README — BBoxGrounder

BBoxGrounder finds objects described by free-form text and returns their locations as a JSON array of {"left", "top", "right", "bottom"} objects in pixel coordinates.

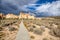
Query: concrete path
[{"left": 15, "top": 21, "right": 30, "bottom": 40}]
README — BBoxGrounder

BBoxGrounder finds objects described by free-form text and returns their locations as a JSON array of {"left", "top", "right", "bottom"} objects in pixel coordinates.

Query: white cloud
[
  {"left": 36, "top": 1, "right": 60, "bottom": 16},
  {"left": 2, "top": 0, "right": 38, "bottom": 6},
  {"left": 1, "top": 0, "right": 38, "bottom": 11},
  {"left": 20, "top": 4, "right": 40, "bottom": 11}
]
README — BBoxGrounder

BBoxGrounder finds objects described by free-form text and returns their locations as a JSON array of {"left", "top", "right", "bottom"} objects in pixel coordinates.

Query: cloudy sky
[{"left": 0, "top": 0, "right": 60, "bottom": 16}]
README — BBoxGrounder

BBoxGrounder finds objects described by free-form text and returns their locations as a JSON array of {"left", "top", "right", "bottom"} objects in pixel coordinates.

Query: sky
[{"left": 0, "top": 0, "right": 60, "bottom": 17}]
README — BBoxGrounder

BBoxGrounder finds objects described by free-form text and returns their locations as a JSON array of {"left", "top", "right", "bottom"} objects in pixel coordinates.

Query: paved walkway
[{"left": 15, "top": 21, "right": 30, "bottom": 40}]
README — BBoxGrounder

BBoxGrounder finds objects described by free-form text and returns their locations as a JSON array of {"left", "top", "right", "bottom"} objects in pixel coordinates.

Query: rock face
[
  {"left": 19, "top": 12, "right": 35, "bottom": 19},
  {"left": 16, "top": 21, "right": 30, "bottom": 40},
  {"left": 6, "top": 14, "right": 18, "bottom": 19},
  {"left": 0, "top": 13, "right": 5, "bottom": 19}
]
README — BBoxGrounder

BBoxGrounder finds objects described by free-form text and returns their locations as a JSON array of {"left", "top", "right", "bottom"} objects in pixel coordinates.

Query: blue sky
[{"left": 0, "top": 0, "right": 60, "bottom": 16}]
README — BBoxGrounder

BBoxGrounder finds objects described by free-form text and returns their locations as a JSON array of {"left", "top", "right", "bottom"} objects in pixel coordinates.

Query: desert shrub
[
  {"left": 54, "top": 29, "right": 60, "bottom": 37},
  {"left": 0, "top": 20, "right": 1, "bottom": 24},
  {"left": 40, "top": 26, "right": 45, "bottom": 32},
  {"left": 33, "top": 25, "right": 36, "bottom": 28},
  {"left": 3, "top": 23, "right": 10, "bottom": 27},
  {"left": 14, "top": 24, "right": 19, "bottom": 27},
  {"left": 0, "top": 27, "right": 3, "bottom": 31},
  {"left": 49, "top": 37, "right": 54, "bottom": 40},
  {"left": 43, "top": 38, "right": 48, "bottom": 40},
  {"left": 34, "top": 28, "right": 43, "bottom": 35},
  {"left": 55, "top": 23, "right": 59, "bottom": 25},
  {"left": 29, "top": 27, "right": 34, "bottom": 32},
  {"left": 57, "top": 25, "right": 60, "bottom": 29},
  {"left": 0, "top": 32, "right": 6, "bottom": 37},
  {"left": 30, "top": 35, "right": 35, "bottom": 39},
  {"left": 9, "top": 27, "right": 17, "bottom": 31},
  {"left": 49, "top": 27, "right": 60, "bottom": 37},
  {"left": 0, "top": 32, "right": 7, "bottom": 40}
]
